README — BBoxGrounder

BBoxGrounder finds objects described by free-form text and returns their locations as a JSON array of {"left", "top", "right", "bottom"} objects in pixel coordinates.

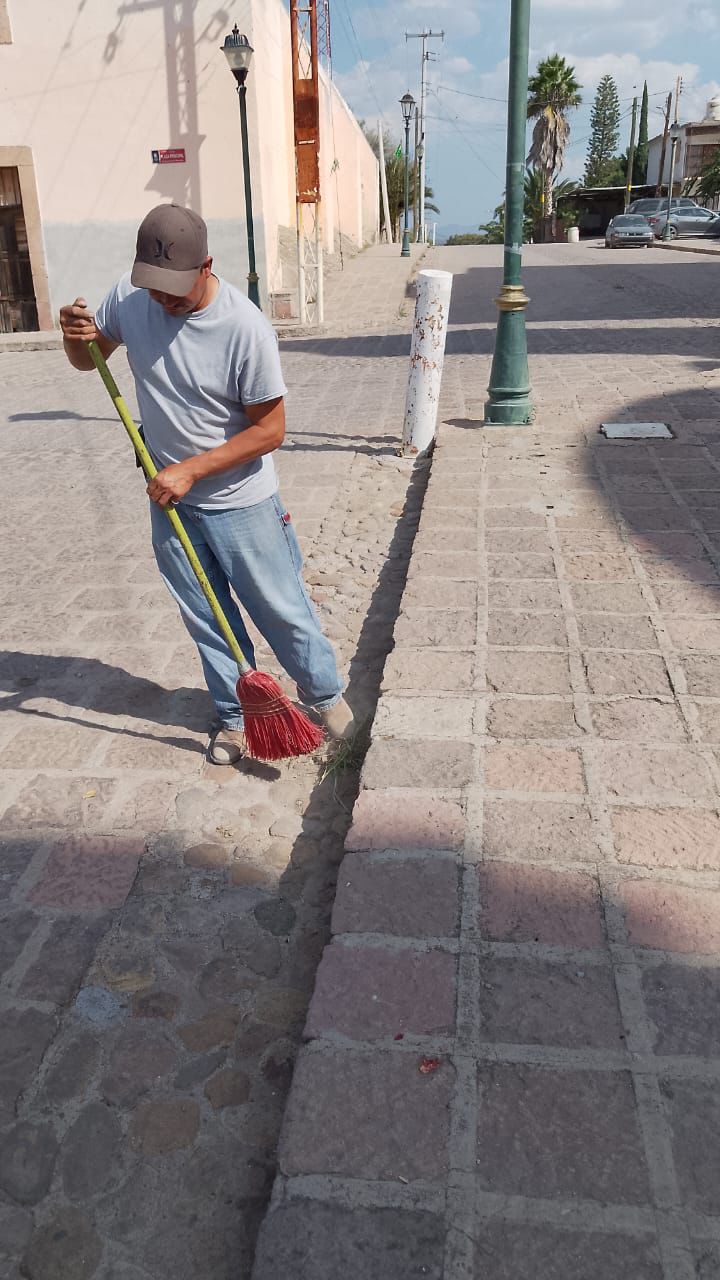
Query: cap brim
[{"left": 131, "top": 260, "right": 201, "bottom": 296}]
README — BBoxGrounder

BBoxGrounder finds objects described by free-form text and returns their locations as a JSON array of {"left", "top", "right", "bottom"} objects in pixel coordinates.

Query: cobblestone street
[
  {"left": 4, "top": 238, "right": 720, "bottom": 1279},
  {"left": 0, "top": 244, "right": 426, "bottom": 1280}
]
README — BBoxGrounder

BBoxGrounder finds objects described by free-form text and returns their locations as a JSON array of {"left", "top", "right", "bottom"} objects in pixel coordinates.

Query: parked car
[
  {"left": 605, "top": 214, "right": 654, "bottom": 248},
  {"left": 646, "top": 206, "right": 720, "bottom": 239},
  {"left": 628, "top": 197, "right": 700, "bottom": 215}
]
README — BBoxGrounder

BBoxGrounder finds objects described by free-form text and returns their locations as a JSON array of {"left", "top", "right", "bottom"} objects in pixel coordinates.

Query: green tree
[
  {"left": 635, "top": 81, "right": 649, "bottom": 184},
  {"left": 361, "top": 123, "right": 439, "bottom": 241},
  {"left": 477, "top": 205, "right": 506, "bottom": 243},
  {"left": 583, "top": 75, "right": 620, "bottom": 187},
  {"left": 527, "top": 54, "right": 582, "bottom": 218},
  {"left": 693, "top": 148, "right": 720, "bottom": 204},
  {"left": 524, "top": 168, "right": 578, "bottom": 237},
  {"left": 445, "top": 232, "right": 488, "bottom": 245},
  {"left": 603, "top": 152, "right": 628, "bottom": 187}
]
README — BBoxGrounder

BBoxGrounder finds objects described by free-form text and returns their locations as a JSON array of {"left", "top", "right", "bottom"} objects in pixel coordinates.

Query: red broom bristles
[{"left": 237, "top": 669, "right": 326, "bottom": 761}]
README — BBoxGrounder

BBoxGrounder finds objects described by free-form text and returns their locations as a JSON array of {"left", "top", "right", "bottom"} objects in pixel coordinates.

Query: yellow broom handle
[{"left": 87, "top": 340, "right": 251, "bottom": 674}]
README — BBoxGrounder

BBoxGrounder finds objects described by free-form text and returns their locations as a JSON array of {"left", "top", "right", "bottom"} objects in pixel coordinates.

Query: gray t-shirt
[{"left": 96, "top": 274, "right": 287, "bottom": 509}]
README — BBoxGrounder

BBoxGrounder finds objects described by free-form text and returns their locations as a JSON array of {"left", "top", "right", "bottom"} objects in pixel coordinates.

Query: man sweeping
[{"left": 59, "top": 202, "right": 353, "bottom": 765}]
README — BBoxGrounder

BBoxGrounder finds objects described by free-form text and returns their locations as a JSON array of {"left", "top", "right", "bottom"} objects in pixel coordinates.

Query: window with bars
[
  {"left": 0, "top": 167, "right": 21, "bottom": 207},
  {"left": 686, "top": 143, "right": 720, "bottom": 179},
  {"left": 0, "top": 166, "right": 38, "bottom": 333}
]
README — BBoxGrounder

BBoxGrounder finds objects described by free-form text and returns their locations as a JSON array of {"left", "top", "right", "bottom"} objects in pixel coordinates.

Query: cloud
[
  {"left": 533, "top": 0, "right": 623, "bottom": 9},
  {"left": 395, "top": 0, "right": 483, "bottom": 37},
  {"left": 528, "top": 0, "right": 699, "bottom": 53},
  {"left": 692, "top": 5, "right": 720, "bottom": 33},
  {"left": 330, "top": 0, "right": 720, "bottom": 224},
  {"left": 568, "top": 52, "right": 720, "bottom": 123},
  {"left": 444, "top": 56, "right": 474, "bottom": 75}
]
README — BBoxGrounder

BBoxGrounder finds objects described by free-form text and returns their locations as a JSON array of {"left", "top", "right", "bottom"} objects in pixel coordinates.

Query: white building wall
[
  {"left": 0, "top": 0, "right": 378, "bottom": 325},
  {"left": 646, "top": 132, "right": 688, "bottom": 188}
]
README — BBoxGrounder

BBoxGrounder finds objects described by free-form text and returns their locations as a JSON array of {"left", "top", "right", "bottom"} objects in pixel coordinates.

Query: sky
[{"left": 327, "top": 0, "right": 720, "bottom": 232}]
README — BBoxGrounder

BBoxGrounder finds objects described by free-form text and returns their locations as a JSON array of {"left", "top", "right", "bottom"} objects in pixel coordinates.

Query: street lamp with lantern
[
  {"left": 661, "top": 122, "right": 682, "bottom": 242},
  {"left": 400, "top": 91, "right": 415, "bottom": 258},
  {"left": 221, "top": 24, "right": 261, "bottom": 309}
]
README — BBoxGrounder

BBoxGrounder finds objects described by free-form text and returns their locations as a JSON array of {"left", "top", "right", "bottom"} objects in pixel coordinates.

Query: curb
[
  {"left": 0, "top": 332, "right": 63, "bottom": 353},
  {"left": 655, "top": 240, "right": 720, "bottom": 258}
]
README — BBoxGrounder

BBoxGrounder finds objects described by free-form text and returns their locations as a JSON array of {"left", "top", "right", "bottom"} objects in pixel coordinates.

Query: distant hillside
[{"left": 434, "top": 223, "right": 478, "bottom": 245}]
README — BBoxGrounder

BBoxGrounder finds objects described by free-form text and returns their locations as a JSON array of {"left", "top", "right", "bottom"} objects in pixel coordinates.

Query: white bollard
[{"left": 401, "top": 269, "right": 453, "bottom": 456}]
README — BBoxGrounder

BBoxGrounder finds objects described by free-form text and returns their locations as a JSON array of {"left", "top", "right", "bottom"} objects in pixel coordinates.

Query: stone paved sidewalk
[
  {"left": 253, "top": 242, "right": 720, "bottom": 1279},
  {"left": 0, "top": 244, "right": 424, "bottom": 1280}
]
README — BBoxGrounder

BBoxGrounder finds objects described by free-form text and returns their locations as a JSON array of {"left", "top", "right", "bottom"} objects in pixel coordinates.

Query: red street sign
[{"left": 151, "top": 148, "right": 186, "bottom": 164}]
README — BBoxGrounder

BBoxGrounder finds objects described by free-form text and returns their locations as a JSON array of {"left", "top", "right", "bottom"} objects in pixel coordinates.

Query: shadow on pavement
[
  {"left": 7, "top": 411, "right": 118, "bottom": 423},
  {"left": 285, "top": 434, "right": 400, "bottom": 458},
  {"left": 280, "top": 260, "right": 720, "bottom": 361},
  {"left": 581, "top": 381, "right": 720, "bottom": 585},
  {"left": 0, "top": 650, "right": 212, "bottom": 748}
]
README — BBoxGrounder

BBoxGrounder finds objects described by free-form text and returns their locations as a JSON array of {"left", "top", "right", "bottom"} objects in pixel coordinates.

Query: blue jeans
[{"left": 150, "top": 493, "right": 344, "bottom": 730}]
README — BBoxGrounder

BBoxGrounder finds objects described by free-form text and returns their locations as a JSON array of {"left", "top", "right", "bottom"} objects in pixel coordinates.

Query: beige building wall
[{"left": 0, "top": 0, "right": 378, "bottom": 327}]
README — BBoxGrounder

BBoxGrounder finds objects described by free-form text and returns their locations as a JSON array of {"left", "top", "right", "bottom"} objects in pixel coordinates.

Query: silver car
[
  {"left": 647, "top": 205, "right": 720, "bottom": 239},
  {"left": 628, "top": 197, "right": 699, "bottom": 216},
  {"left": 605, "top": 214, "right": 654, "bottom": 248}
]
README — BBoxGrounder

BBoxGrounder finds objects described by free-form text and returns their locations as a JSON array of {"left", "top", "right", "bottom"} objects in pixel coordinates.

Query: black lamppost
[
  {"left": 400, "top": 92, "right": 415, "bottom": 258},
  {"left": 221, "top": 25, "right": 261, "bottom": 309}
]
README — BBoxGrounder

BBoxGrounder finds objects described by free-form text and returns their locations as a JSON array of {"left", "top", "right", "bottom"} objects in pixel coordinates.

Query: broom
[{"left": 87, "top": 340, "right": 325, "bottom": 762}]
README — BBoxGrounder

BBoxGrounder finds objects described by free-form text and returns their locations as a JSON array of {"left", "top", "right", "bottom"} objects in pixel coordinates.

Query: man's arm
[
  {"left": 146, "top": 397, "right": 286, "bottom": 507},
  {"left": 59, "top": 297, "right": 120, "bottom": 371}
]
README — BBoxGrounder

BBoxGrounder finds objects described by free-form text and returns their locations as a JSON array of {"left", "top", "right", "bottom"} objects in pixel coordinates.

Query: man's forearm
[
  {"left": 62, "top": 336, "right": 96, "bottom": 371},
  {"left": 188, "top": 414, "right": 285, "bottom": 483}
]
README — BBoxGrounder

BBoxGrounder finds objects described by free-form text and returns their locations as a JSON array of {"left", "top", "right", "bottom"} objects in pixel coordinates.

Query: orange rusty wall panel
[{"left": 290, "top": 1, "right": 320, "bottom": 203}]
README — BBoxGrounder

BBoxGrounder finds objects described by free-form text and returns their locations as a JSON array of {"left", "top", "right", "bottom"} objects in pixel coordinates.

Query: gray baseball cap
[{"left": 131, "top": 204, "right": 208, "bottom": 295}]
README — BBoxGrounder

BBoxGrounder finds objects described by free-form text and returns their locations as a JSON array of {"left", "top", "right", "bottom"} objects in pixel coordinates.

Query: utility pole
[
  {"left": 624, "top": 94, "right": 639, "bottom": 211},
  {"left": 413, "top": 106, "right": 420, "bottom": 239},
  {"left": 662, "top": 76, "right": 683, "bottom": 241},
  {"left": 668, "top": 75, "right": 683, "bottom": 188},
  {"left": 655, "top": 91, "right": 672, "bottom": 196},
  {"left": 406, "top": 28, "right": 444, "bottom": 243},
  {"left": 290, "top": 0, "right": 323, "bottom": 325},
  {"left": 377, "top": 118, "right": 393, "bottom": 244}
]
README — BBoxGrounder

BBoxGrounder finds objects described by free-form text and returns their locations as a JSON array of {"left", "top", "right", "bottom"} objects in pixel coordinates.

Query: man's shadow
[{"left": 0, "top": 650, "right": 212, "bottom": 752}]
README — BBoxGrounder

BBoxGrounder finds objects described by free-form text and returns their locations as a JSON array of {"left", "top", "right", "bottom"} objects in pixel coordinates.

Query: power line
[
  {"left": 425, "top": 113, "right": 506, "bottom": 130},
  {"left": 427, "top": 88, "right": 503, "bottom": 181},
  {"left": 334, "top": 0, "right": 386, "bottom": 121},
  {"left": 438, "top": 84, "right": 507, "bottom": 104}
]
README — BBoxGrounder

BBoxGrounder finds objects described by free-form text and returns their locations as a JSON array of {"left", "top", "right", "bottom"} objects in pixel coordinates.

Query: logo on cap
[{"left": 131, "top": 204, "right": 209, "bottom": 296}]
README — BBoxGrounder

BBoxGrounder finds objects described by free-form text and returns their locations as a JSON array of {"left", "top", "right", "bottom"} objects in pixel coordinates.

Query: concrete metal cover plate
[{"left": 600, "top": 422, "right": 673, "bottom": 440}]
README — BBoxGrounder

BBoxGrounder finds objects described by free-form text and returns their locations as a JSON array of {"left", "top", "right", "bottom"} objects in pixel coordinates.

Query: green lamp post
[
  {"left": 221, "top": 25, "right": 261, "bottom": 310},
  {"left": 484, "top": 0, "right": 533, "bottom": 426},
  {"left": 400, "top": 92, "right": 415, "bottom": 258}
]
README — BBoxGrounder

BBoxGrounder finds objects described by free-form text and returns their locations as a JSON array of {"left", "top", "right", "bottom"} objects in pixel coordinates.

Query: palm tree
[
  {"left": 524, "top": 168, "right": 578, "bottom": 238},
  {"left": 526, "top": 54, "right": 582, "bottom": 220}
]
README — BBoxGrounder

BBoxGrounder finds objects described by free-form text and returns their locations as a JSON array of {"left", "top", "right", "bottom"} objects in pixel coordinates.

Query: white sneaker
[
  {"left": 319, "top": 697, "right": 355, "bottom": 741},
  {"left": 209, "top": 728, "right": 246, "bottom": 765}
]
